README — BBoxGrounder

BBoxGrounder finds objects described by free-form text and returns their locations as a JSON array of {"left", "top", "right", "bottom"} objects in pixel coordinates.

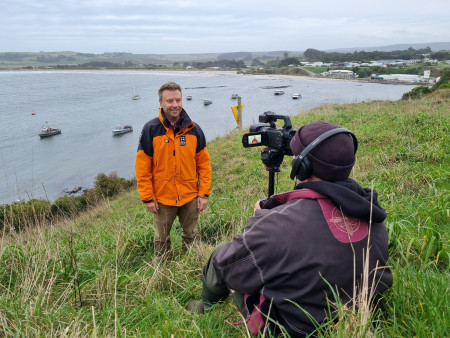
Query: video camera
[{"left": 242, "top": 112, "right": 296, "bottom": 173}]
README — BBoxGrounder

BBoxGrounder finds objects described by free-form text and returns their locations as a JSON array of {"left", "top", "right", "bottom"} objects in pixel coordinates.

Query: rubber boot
[
  {"left": 186, "top": 300, "right": 205, "bottom": 314},
  {"left": 187, "top": 266, "right": 229, "bottom": 314},
  {"left": 200, "top": 265, "right": 229, "bottom": 307}
]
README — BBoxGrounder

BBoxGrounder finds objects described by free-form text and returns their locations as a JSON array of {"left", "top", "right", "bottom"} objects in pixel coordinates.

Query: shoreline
[
  {"left": 245, "top": 71, "right": 421, "bottom": 85},
  {"left": 0, "top": 68, "right": 421, "bottom": 85}
]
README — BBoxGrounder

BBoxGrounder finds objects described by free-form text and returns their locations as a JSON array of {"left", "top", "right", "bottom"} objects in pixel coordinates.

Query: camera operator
[{"left": 187, "top": 121, "right": 392, "bottom": 337}]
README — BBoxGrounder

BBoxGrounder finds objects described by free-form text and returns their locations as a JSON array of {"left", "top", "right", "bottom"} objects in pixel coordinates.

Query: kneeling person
[{"left": 187, "top": 121, "right": 392, "bottom": 337}]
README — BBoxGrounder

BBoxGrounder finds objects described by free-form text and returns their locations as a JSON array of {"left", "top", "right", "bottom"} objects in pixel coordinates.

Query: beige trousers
[{"left": 153, "top": 197, "right": 199, "bottom": 254}]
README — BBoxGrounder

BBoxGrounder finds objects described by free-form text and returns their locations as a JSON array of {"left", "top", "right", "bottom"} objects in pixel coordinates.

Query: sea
[{"left": 0, "top": 70, "right": 416, "bottom": 205}]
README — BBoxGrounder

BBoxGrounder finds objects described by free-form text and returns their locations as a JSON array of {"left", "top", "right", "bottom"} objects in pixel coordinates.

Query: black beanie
[{"left": 290, "top": 121, "right": 356, "bottom": 181}]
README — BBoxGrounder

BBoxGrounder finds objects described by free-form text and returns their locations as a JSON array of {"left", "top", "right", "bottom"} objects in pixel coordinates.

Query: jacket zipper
[{"left": 173, "top": 144, "right": 180, "bottom": 206}]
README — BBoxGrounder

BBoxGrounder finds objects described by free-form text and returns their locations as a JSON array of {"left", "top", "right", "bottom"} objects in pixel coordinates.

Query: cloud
[{"left": 1, "top": 0, "right": 449, "bottom": 53}]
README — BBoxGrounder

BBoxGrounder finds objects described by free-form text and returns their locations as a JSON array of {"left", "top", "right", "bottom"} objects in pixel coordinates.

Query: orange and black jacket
[{"left": 135, "top": 108, "right": 211, "bottom": 206}]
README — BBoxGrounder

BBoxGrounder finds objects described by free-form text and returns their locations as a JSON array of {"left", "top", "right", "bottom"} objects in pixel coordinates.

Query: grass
[{"left": 0, "top": 91, "right": 449, "bottom": 336}]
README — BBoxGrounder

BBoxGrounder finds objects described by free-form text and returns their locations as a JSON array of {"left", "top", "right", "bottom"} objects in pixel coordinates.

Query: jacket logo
[
  {"left": 330, "top": 208, "right": 360, "bottom": 235},
  {"left": 180, "top": 136, "right": 186, "bottom": 146},
  {"left": 317, "top": 199, "right": 368, "bottom": 243},
  {"left": 164, "top": 139, "right": 169, "bottom": 143}
]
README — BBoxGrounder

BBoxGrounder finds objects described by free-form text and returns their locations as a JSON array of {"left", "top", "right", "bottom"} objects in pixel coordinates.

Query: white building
[
  {"left": 375, "top": 72, "right": 432, "bottom": 83},
  {"left": 304, "top": 62, "right": 324, "bottom": 67},
  {"left": 320, "top": 69, "right": 356, "bottom": 78}
]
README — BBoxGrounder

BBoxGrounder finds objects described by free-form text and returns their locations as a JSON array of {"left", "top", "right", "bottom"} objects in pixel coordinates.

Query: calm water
[{"left": 0, "top": 70, "right": 415, "bottom": 205}]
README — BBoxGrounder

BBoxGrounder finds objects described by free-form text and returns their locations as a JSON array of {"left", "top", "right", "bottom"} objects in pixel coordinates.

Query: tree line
[
  {"left": 44, "top": 59, "right": 247, "bottom": 70},
  {"left": 303, "top": 46, "right": 450, "bottom": 62}
]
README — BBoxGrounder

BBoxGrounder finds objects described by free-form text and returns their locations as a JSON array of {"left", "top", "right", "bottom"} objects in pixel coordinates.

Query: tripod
[
  {"left": 261, "top": 147, "right": 285, "bottom": 198},
  {"left": 267, "top": 170, "right": 277, "bottom": 198}
]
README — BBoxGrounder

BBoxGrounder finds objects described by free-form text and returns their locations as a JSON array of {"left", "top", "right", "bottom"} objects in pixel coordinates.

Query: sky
[{"left": 1, "top": 0, "right": 449, "bottom": 54}]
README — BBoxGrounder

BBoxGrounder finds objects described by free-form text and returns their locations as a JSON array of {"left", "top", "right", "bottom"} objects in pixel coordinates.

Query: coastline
[
  {"left": 257, "top": 72, "right": 421, "bottom": 85},
  {"left": 0, "top": 68, "right": 421, "bottom": 85}
]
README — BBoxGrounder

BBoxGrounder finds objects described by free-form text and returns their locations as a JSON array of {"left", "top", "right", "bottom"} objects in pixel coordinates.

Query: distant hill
[
  {"left": 1, "top": 42, "right": 449, "bottom": 69},
  {"left": 0, "top": 51, "right": 295, "bottom": 68},
  {"left": 325, "top": 42, "right": 450, "bottom": 53}
]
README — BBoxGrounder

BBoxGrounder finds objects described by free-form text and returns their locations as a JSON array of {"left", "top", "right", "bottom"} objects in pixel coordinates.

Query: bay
[{"left": 0, "top": 70, "right": 415, "bottom": 205}]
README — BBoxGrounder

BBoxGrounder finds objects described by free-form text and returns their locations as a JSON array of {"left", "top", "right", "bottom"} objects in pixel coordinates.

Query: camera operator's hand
[
  {"left": 145, "top": 201, "right": 159, "bottom": 214},
  {"left": 254, "top": 200, "right": 262, "bottom": 215}
]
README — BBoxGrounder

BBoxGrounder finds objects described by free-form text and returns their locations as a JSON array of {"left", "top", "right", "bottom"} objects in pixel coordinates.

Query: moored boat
[
  {"left": 203, "top": 99, "right": 213, "bottom": 105},
  {"left": 112, "top": 125, "right": 133, "bottom": 135},
  {"left": 231, "top": 93, "right": 238, "bottom": 99},
  {"left": 292, "top": 93, "right": 302, "bottom": 99},
  {"left": 131, "top": 83, "right": 140, "bottom": 100},
  {"left": 38, "top": 123, "right": 61, "bottom": 138},
  {"left": 186, "top": 94, "right": 192, "bottom": 100},
  {"left": 274, "top": 90, "right": 285, "bottom": 95}
]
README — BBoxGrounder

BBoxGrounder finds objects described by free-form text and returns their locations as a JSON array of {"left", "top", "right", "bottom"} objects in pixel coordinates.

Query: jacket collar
[{"left": 159, "top": 108, "right": 195, "bottom": 133}]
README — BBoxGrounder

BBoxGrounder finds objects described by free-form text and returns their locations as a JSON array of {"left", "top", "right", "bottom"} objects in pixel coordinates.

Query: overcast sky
[{"left": 1, "top": 0, "right": 449, "bottom": 54}]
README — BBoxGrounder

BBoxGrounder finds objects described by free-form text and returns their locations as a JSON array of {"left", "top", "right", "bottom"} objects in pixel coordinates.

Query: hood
[{"left": 297, "top": 179, "right": 387, "bottom": 223}]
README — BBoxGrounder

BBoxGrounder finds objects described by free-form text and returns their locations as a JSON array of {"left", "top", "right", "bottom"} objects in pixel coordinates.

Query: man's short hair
[{"left": 158, "top": 82, "right": 182, "bottom": 100}]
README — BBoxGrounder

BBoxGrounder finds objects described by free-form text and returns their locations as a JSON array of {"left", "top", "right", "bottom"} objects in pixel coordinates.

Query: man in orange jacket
[{"left": 135, "top": 82, "right": 212, "bottom": 254}]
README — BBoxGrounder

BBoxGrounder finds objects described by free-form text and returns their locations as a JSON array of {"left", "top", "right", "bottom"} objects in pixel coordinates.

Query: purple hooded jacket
[{"left": 213, "top": 179, "right": 392, "bottom": 336}]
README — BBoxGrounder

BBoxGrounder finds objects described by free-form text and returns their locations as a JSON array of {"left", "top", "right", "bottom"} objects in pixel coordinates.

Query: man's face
[{"left": 160, "top": 89, "right": 182, "bottom": 123}]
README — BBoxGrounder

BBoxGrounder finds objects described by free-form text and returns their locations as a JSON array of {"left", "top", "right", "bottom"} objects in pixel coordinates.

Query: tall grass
[{"left": 0, "top": 91, "right": 448, "bottom": 336}]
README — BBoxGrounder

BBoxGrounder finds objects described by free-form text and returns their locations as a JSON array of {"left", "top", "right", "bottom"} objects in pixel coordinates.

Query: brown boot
[
  {"left": 181, "top": 236, "right": 198, "bottom": 254},
  {"left": 154, "top": 240, "right": 170, "bottom": 256}
]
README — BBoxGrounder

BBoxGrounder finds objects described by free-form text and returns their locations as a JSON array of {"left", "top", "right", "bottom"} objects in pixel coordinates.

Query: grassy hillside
[
  {"left": 0, "top": 51, "right": 222, "bottom": 69},
  {"left": 0, "top": 93, "right": 448, "bottom": 336},
  {"left": 0, "top": 51, "right": 289, "bottom": 69}
]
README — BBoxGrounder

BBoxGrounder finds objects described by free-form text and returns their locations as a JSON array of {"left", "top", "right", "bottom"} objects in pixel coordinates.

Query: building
[
  {"left": 320, "top": 69, "right": 356, "bottom": 78},
  {"left": 372, "top": 71, "right": 434, "bottom": 83}
]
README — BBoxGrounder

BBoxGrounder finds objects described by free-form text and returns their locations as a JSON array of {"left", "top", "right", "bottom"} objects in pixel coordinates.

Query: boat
[
  {"left": 274, "top": 90, "right": 285, "bottom": 95},
  {"left": 112, "top": 125, "right": 133, "bottom": 135},
  {"left": 203, "top": 99, "right": 213, "bottom": 105},
  {"left": 292, "top": 93, "right": 302, "bottom": 99},
  {"left": 38, "top": 123, "right": 61, "bottom": 138},
  {"left": 231, "top": 93, "right": 239, "bottom": 99},
  {"left": 131, "top": 83, "right": 140, "bottom": 100},
  {"left": 186, "top": 94, "right": 192, "bottom": 100}
]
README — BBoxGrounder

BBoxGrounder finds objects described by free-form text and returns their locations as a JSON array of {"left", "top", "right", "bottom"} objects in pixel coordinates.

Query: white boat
[
  {"left": 112, "top": 125, "right": 133, "bottom": 135},
  {"left": 38, "top": 123, "right": 61, "bottom": 138},
  {"left": 292, "top": 93, "right": 302, "bottom": 99},
  {"left": 131, "top": 83, "right": 140, "bottom": 100},
  {"left": 203, "top": 99, "right": 213, "bottom": 105},
  {"left": 231, "top": 93, "right": 238, "bottom": 99},
  {"left": 274, "top": 90, "right": 285, "bottom": 95},
  {"left": 186, "top": 94, "right": 192, "bottom": 100}
]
